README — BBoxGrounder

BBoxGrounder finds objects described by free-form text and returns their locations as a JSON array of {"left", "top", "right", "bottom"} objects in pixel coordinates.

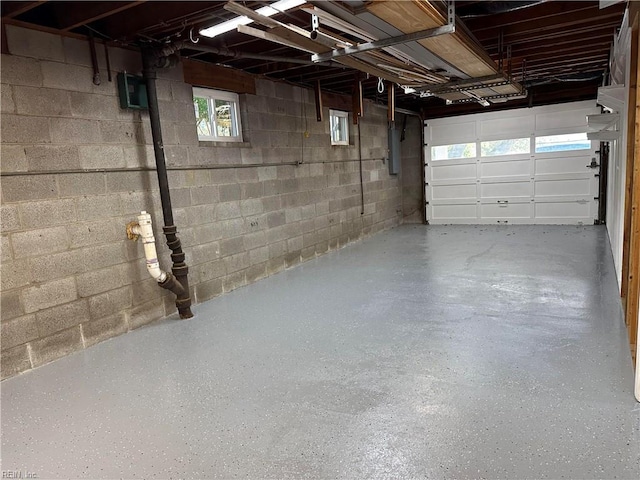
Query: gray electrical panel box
[{"left": 388, "top": 123, "right": 401, "bottom": 175}]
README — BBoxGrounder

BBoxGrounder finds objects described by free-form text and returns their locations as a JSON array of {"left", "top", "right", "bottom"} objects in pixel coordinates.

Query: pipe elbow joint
[{"left": 158, "top": 272, "right": 185, "bottom": 297}]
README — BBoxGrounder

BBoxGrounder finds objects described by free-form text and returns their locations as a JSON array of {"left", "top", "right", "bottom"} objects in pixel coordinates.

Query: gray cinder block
[
  {"left": 1, "top": 260, "right": 30, "bottom": 291},
  {"left": 1, "top": 114, "right": 51, "bottom": 144},
  {"left": 5, "top": 25, "right": 64, "bottom": 61},
  {"left": 89, "top": 286, "right": 132, "bottom": 321},
  {"left": 12, "top": 226, "right": 69, "bottom": 258},
  {"left": 14, "top": 86, "right": 71, "bottom": 117},
  {"left": 1, "top": 205, "right": 21, "bottom": 233},
  {"left": 126, "top": 299, "right": 165, "bottom": 330},
  {"left": 35, "top": 299, "right": 88, "bottom": 337},
  {"left": 1, "top": 290, "right": 24, "bottom": 321},
  {"left": 81, "top": 313, "right": 127, "bottom": 348},
  {"left": 19, "top": 199, "right": 76, "bottom": 229},
  {"left": 1, "top": 314, "right": 38, "bottom": 351},
  {"left": 30, "top": 326, "right": 83, "bottom": 367},
  {"left": 1, "top": 344, "right": 32, "bottom": 379},
  {"left": 1, "top": 53, "right": 43, "bottom": 86},
  {"left": 22, "top": 277, "right": 77, "bottom": 313}
]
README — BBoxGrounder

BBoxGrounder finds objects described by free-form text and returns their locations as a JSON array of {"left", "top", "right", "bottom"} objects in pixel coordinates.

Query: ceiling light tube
[{"left": 200, "top": 0, "right": 306, "bottom": 38}]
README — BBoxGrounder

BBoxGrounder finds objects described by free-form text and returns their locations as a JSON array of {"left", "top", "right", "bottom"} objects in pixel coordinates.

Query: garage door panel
[
  {"left": 480, "top": 116, "right": 534, "bottom": 138},
  {"left": 431, "top": 198, "right": 480, "bottom": 206},
  {"left": 534, "top": 200, "right": 593, "bottom": 220},
  {"left": 535, "top": 108, "right": 592, "bottom": 131},
  {"left": 480, "top": 181, "right": 530, "bottom": 198},
  {"left": 430, "top": 122, "right": 476, "bottom": 144},
  {"left": 431, "top": 184, "right": 477, "bottom": 200},
  {"left": 425, "top": 101, "right": 599, "bottom": 225},
  {"left": 535, "top": 156, "right": 593, "bottom": 175},
  {"left": 535, "top": 178, "right": 591, "bottom": 196},
  {"left": 481, "top": 159, "right": 529, "bottom": 177},
  {"left": 480, "top": 202, "right": 531, "bottom": 218},
  {"left": 431, "top": 163, "right": 476, "bottom": 181},
  {"left": 431, "top": 204, "right": 477, "bottom": 220}
]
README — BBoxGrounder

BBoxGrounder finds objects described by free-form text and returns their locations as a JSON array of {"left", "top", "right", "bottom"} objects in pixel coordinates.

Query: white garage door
[{"left": 425, "top": 101, "right": 601, "bottom": 225}]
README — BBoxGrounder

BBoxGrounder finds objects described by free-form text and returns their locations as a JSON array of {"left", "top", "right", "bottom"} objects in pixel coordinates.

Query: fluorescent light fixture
[{"left": 200, "top": 0, "right": 306, "bottom": 38}]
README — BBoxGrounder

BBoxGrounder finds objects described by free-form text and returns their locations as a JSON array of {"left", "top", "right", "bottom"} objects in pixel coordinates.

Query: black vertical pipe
[
  {"left": 598, "top": 141, "right": 609, "bottom": 224},
  {"left": 142, "top": 49, "right": 193, "bottom": 319},
  {"left": 358, "top": 120, "right": 364, "bottom": 215}
]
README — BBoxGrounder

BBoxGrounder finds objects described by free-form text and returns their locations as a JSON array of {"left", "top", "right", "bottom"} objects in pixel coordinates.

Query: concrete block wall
[{"left": 1, "top": 26, "right": 406, "bottom": 379}]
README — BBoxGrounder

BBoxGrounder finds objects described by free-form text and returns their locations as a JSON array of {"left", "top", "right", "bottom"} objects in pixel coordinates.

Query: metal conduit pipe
[
  {"left": 161, "top": 40, "right": 338, "bottom": 67},
  {"left": 142, "top": 48, "right": 193, "bottom": 319}
]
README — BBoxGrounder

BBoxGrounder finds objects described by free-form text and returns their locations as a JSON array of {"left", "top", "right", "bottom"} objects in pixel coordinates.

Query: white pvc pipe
[{"left": 131, "top": 211, "right": 167, "bottom": 283}]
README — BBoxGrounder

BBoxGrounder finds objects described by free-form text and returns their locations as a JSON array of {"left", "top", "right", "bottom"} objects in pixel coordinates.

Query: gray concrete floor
[{"left": 2, "top": 225, "right": 639, "bottom": 479}]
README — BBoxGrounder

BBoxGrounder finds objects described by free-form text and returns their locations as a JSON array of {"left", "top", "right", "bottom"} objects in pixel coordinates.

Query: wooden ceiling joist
[
  {"left": 56, "top": 1, "right": 146, "bottom": 32},
  {"left": 474, "top": 4, "right": 625, "bottom": 42},
  {"left": 1, "top": 1, "right": 46, "bottom": 20}
]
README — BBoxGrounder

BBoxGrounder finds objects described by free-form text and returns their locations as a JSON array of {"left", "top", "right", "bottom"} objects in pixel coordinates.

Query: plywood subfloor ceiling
[{"left": 235, "top": 0, "right": 523, "bottom": 105}]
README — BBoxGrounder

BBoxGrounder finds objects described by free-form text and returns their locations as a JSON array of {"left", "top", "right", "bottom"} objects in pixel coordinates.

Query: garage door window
[
  {"left": 481, "top": 137, "right": 530, "bottom": 157},
  {"left": 431, "top": 142, "right": 476, "bottom": 160},
  {"left": 535, "top": 133, "right": 590, "bottom": 153}
]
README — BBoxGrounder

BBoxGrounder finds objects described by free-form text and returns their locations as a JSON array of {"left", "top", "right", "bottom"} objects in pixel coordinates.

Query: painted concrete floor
[{"left": 2, "top": 225, "right": 639, "bottom": 479}]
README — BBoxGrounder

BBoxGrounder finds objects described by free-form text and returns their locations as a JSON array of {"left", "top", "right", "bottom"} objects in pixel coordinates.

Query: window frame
[
  {"left": 534, "top": 132, "right": 591, "bottom": 153},
  {"left": 430, "top": 142, "right": 477, "bottom": 161},
  {"left": 480, "top": 137, "right": 531, "bottom": 157},
  {"left": 193, "top": 87, "right": 243, "bottom": 143},
  {"left": 329, "top": 109, "right": 349, "bottom": 146}
]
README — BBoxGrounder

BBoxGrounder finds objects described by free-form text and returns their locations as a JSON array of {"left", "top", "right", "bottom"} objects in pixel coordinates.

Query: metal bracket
[
  {"left": 311, "top": 14, "right": 319, "bottom": 32},
  {"left": 446, "top": 90, "right": 528, "bottom": 105},
  {"left": 419, "top": 77, "right": 509, "bottom": 95},
  {"left": 311, "top": 0, "right": 455, "bottom": 63}
]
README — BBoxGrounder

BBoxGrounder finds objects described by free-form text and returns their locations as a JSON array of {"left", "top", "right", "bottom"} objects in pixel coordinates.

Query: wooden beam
[
  {"left": 1, "top": 21, "right": 8, "bottom": 55},
  {"left": 1, "top": 1, "right": 46, "bottom": 19},
  {"left": 486, "top": 28, "right": 619, "bottom": 56},
  {"left": 182, "top": 58, "right": 256, "bottom": 95},
  {"left": 627, "top": 26, "right": 640, "bottom": 369},
  {"left": 2, "top": 17, "right": 86, "bottom": 40},
  {"left": 224, "top": 1, "right": 281, "bottom": 29},
  {"left": 237, "top": 24, "right": 316, "bottom": 53},
  {"left": 352, "top": 76, "right": 363, "bottom": 125},
  {"left": 621, "top": 16, "right": 638, "bottom": 313},
  {"left": 466, "top": 2, "right": 597, "bottom": 32},
  {"left": 388, "top": 83, "right": 395, "bottom": 122},
  {"left": 56, "top": 1, "right": 145, "bottom": 31},
  {"left": 501, "top": 41, "right": 614, "bottom": 64},
  {"left": 99, "top": 2, "right": 217, "bottom": 40},
  {"left": 322, "top": 90, "right": 351, "bottom": 112},
  {"left": 474, "top": 8, "right": 625, "bottom": 43}
]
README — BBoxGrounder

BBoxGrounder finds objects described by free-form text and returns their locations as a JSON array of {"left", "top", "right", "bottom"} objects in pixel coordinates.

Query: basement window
[
  {"left": 535, "top": 133, "right": 590, "bottom": 153},
  {"left": 330, "top": 109, "right": 349, "bottom": 145},
  {"left": 193, "top": 87, "right": 243, "bottom": 142}
]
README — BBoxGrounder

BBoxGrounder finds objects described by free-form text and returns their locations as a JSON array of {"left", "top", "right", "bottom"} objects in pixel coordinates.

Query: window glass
[
  {"left": 330, "top": 110, "right": 349, "bottom": 145},
  {"left": 431, "top": 143, "right": 476, "bottom": 160},
  {"left": 535, "top": 133, "right": 590, "bottom": 153},
  {"left": 194, "top": 96, "right": 212, "bottom": 137},
  {"left": 481, "top": 137, "right": 530, "bottom": 157},
  {"left": 192, "top": 88, "right": 242, "bottom": 142}
]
